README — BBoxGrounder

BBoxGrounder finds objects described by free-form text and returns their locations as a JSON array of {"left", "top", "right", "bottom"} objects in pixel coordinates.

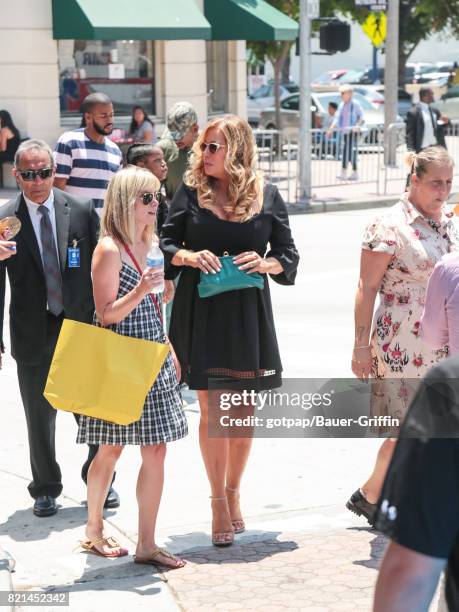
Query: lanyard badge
[{"left": 68, "top": 239, "right": 81, "bottom": 268}]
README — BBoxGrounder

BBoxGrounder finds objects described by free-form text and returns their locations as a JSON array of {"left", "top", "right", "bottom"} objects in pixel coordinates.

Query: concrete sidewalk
[{"left": 0, "top": 405, "right": 387, "bottom": 612}]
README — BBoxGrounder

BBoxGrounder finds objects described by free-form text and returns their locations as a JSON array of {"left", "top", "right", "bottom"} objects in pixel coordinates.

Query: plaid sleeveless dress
[{"left": 77, "top": 262, "right": 188, "bottom": 446}]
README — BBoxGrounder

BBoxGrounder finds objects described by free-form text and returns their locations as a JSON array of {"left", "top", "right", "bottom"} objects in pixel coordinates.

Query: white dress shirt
[
  {"left": 420, "top": 101, "right": 437, "bottom": 150},
  {"left": 24, "top": 191, "right": 60, "bottom": 266}
]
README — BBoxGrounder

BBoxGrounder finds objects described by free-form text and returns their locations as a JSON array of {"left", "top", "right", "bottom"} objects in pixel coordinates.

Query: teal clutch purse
[{"left": 197, "top": 252, "right": 265, "bottom": 298}]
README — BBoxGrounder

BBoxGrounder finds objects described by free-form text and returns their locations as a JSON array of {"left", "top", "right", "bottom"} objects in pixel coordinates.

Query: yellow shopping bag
[{"left": 44, "top": 319, "right": 170, "bottom": 425}]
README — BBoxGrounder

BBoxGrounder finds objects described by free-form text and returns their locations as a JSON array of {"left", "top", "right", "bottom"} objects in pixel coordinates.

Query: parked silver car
[
  {"left": 354, "top": 86, "right": 413, "bottom": 119},
  {"left": 258, "top": 91, "right": 403, "bottom": 142},
  {"left": 247, "top": 82, "right": 299, "bottom": 125}
]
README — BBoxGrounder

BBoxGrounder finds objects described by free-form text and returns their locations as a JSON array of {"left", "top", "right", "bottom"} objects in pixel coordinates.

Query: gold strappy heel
[{"left": 210, "top": 496, "right": 234, "bottom": 546}]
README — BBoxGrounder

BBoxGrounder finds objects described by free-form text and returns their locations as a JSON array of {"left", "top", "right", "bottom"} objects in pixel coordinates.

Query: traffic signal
[{"left": 319, "top": 20, "right": 351, "bottom": 53}]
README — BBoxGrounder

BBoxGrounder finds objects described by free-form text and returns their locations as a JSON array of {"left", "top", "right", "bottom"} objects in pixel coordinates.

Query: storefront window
[
  {"left": 206, "top": 41, "right": 228, "bottom": 114},
  {"left": 58, "top": 40, "right": 155, "bottom": 116}
]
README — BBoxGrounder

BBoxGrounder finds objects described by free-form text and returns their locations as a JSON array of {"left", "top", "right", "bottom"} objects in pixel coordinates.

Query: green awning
[
  {"left": 205, "top": 0, "right": 298, "bottom": 41},
  {"left": 52, "top": 0, "right": 212, "bottom": 40}
]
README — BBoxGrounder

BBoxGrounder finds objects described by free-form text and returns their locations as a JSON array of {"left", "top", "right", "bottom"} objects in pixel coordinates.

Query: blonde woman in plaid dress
[{"left": 77, "top": 166, "right": 187, "bottom": 567}]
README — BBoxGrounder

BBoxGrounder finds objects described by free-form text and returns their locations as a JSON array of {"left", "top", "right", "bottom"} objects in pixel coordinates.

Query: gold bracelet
[{"left": 354, "top": 345, "right": 370, "bottom": 349}]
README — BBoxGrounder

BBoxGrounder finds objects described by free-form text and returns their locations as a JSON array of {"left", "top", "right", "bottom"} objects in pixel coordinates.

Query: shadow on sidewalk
[
  {"left": 0, "top": 505, "right": 117, "bottom": 542},
  {"left": 39, "top": 554, "right": 166, "bottom": 597},
  {"left": 346, "top": 526, "right": 388, "bottom": 571},
  {"left": 163, "top": 530, "right": 299, "bottom": 565}
]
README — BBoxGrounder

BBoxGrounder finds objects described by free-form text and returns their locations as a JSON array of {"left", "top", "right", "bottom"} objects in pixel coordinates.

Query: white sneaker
[
  {"left": 336, "top": 172, "right": 347, "bottom": 180},
  {"left": 348, "top": 171, "right": 359, "bottom": 181}
]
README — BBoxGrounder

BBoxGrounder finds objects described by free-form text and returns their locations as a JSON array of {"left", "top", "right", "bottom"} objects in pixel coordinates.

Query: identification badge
[{"left": 68, "top": 247, "right": 80, "bottom": 268}]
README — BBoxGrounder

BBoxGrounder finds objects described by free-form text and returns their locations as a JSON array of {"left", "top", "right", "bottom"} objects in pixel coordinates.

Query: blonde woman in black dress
[{"left": 161, "top": 115, "right": 299, "bottom": 546}]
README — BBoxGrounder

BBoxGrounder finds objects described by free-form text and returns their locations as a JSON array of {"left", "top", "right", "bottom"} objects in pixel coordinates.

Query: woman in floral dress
[{"left": 346, "top": 146, "right": 459, "bottom": 525}]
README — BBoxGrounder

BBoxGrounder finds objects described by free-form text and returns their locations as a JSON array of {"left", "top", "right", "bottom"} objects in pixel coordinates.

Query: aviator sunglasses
[
  {"left": 140, "top": 192, "right": 160, "bottom": 205},
  {"left": 200, "top": 142, "right": 226, "bottom": 154},
  {"left": 17, "top": 167, "right": 53, "bottom": 181}
]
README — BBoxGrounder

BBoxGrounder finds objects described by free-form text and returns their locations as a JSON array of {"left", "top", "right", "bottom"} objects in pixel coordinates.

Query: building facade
[{"left": 0, "top": 0, "right": 297, "bottom": 147}]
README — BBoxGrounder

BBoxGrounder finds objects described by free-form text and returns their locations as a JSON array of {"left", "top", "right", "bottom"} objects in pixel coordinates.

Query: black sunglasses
[
  {"left": 17, "top": 167, "right": 53, "bottom": 181},
  {"left": 200, "top": 142, "right": 226, "bottom": 154},
  {"left": 140, "top": 192, "right": 160, "bottom": 205}
]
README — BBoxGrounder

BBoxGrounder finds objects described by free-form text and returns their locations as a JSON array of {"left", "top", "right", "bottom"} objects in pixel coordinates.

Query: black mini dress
[{"left": 160, "top": 183, "right": 299, "bottom": 391}]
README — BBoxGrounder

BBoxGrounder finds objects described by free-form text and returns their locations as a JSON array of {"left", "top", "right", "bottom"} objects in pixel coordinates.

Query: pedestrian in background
[
  {"left": 126, "top": 143, "right": 169, "bottom": 232},
  {"left": 327, "top": 84, "right": 364, "bottom": 181},
  {"left": 161, "top": 115, "right": 299, "bottom": 546},
  {"left": 0, "top": 139, "right": 104, "bottom": 517},
  {"left": 157, "top": 101, "right": 200, "bottom": 326},
  {"left": 126, "top": 142, "right": 174, "bottom": 304},
  {"left": 0, "top": 109, "right": 20, "bottom": 164},
  {"left": 347, "top": 146, "right": 459, "bottom": 526},
  {"left": 406, "top": 87, "right": 449, "bottom": 153},
  {"left": 128, "top": 106, "right": 155, "bottom": 143},
  {"left": 77, "top": 166, "right": 187, "bottom": 565},
  {"left": 53, "top": 93, "right": 123, "bottom": 213},
  {"left": 157, "top": 101, "right": 199, "bottom": 201},
  {"left": 320, "top": 101, "right": 338, "bottom": 159}
]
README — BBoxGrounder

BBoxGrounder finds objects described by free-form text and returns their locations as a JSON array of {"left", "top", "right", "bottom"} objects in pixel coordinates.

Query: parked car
[
  {"left": 405, "top": 62, "right": 436, "bottom": 83},
  {"left": 441, "top": 85, "right": 459, "bottom": 101},
  {"left": 370, "top": 86, "right": 413, "bottom": 119},
  {"left": 339, "top": 67, "right": 385, "bottom": 84},
  {"left": 258, "top": 91, "right": 403, "bottom": 142},
  {"left": 352, "top": 86, "right": 385, "bottom": 107},
  {"left": 341, "top": 63, "right": 436, "bottom": 85},
  {"left": 247, "top": 81, "right": 299, "bottom": 125},
  {"left": 436, "top": 85, "right": 459, "bottom": 120},
  {"left": 311, "top": 69, "right": 350, "bottom": 88},
  {"left": 412, "top": 70, "right": 453, "bottom": 85}
]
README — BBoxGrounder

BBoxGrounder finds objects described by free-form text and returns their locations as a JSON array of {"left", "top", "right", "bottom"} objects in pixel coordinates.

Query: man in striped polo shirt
[{"left": 53, "top": 93, "right": 122, "bottom": 213}]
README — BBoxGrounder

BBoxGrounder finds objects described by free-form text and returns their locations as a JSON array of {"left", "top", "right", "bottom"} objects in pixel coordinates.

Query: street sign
[
  {"left": 307, "top": 0, "right": 320, "bottom": 19},
  {"left": 355, "top": 0, "right": 387, "bottom": 10},
  {"left": 361, "top": 12, "right": 387, "bottom": 47}
]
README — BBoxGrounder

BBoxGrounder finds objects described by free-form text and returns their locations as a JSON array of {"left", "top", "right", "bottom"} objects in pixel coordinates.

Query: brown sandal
[
  {"left": 210, "top": 496, "right": 234, "bottom": 547},
  {"left": 78, "top": 535, "right": 128, "bottom": 558},
  {"left": 134, "top": 547, "right": 186, "bottom": 569},
  {"left": 226, "top": 486, "right": 246, "bottom": 534}
]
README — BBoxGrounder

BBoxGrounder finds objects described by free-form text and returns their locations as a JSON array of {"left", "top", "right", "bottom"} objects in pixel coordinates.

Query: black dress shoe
[
  {"left": 346, "top": 489, "right": 376, "bottom": 526},
  {"left": 104, "top": 487, "right": 120, "bottom": 509},
  {"left": 33, "top": 495, "right": 57, "bottom": 517}
]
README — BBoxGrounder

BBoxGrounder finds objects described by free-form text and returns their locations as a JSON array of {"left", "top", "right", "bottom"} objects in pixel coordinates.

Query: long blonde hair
[
  {"left": 184, "top": 115, "right": 262, "bottom": 222},
  {"left": 101, "top": 166, "right": 160, "bottom": 245}
]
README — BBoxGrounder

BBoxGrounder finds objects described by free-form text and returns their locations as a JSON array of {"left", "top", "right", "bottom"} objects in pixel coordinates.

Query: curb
[
  {"left": 0, "top": 545, "right": 14, "bottom": 612},
  {"left": 287, "top": 190, "right": 459, "bottom": 215},
  {"left": 287, "top": 196, "right": 398, "bottom": 215}
]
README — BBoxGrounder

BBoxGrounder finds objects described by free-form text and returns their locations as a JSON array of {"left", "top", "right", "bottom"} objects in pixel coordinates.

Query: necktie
[{"left": 37, "top": 206, "right": 64, "bottom": 316}]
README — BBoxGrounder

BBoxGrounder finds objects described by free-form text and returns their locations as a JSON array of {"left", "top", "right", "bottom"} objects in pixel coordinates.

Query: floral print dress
[{"left": 362, "top": 194, "right": 459, "bottom": 428}]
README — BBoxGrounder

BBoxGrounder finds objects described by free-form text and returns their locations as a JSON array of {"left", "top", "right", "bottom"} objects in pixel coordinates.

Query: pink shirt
[{"left": 420, "top": 252, "right": 459, "bottom": 356}]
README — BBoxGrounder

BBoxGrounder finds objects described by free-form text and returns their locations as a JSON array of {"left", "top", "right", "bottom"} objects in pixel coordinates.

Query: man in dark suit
[
  {"left": 0, "top": 139, "right": 119, "bottom": 517},
  {"left": 406, "top": 87, "right": 448, "bottom": 153}
]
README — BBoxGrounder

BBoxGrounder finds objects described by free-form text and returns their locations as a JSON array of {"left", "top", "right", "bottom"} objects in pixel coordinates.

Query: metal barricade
[
  {"left": 309, "top": 126, "right": 384, "bottom": 191},
  {"left": 253, "top": 126, "right": 385, "bottom": 203},
  {"left": 253, "top": 129, "right": 298, "bottom": 204}
]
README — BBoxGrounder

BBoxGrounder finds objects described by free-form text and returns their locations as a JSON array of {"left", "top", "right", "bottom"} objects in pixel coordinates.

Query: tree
[
  {"left": 320, "top": 0, "right": 459, "bottom": 85},
  {"left": 247, "top": 0, "right": 299, "bottom": 130}
]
